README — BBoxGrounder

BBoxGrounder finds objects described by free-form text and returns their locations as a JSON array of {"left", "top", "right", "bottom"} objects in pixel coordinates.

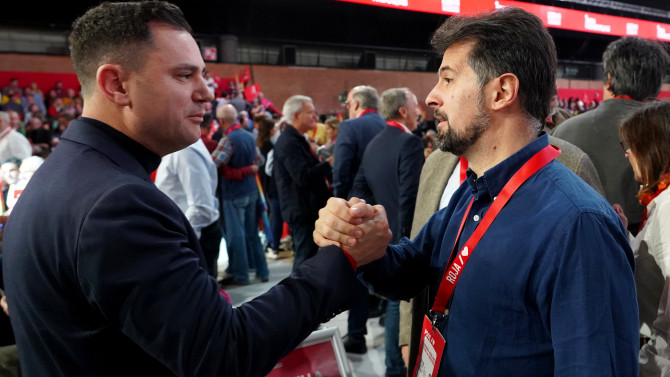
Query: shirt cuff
[{"left": 340, "top": 248, "right": 357, "bottom": 270}]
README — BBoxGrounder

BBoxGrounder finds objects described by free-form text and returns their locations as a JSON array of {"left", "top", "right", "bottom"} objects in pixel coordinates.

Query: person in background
[
  {"left": 6, "top": 156, "right": 44, "bottom": 214},
  {"left": 552, "top": 36, "right": 670, "bottom": 233},
  {"left": 199, "top": 112, "right": 217, "bottom": 153},
  {"left": 273, "top": 95, "right": 333, "bottom": 269},
  {"left": 155, "top": 126, "right": 222, "bottom": 278},
  {"left": 350, "top": 87, "right": 425, "bottom": 377},
  {"left": 1, "top": 79, "right": 21, "bottom": 97},
  {"left": 317, "top": 117, "right": 339, "bottom": 161},
  {"left": 256, "top": 116, "right": 284, "bottom": 259},
  {"left": 615, "top": 100, "right": 670, "bottom": 376},
  {"left": 331, "top": 85, "right": 386, "bottom": 354},
  {"left": 6, "top": 111, "right": 25, "bottom": 136},
  {"left": 332, "top": 85, "right": 385, "bottom": 200},
  {"left": 0, "top": 158, "right": 20, "bottom": 211},
  {"left": 215, "top": 104, "right": 268, "bottom": 286},
  {"left": 0, "top": 112, "right": 31, "bottom": 163}
]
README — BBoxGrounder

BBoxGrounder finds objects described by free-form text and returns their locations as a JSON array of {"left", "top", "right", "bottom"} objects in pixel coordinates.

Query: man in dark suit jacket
[
  {"left": 332, "top": 85, "right": 386, "bottom": 200},
  {"left": 1, "top": 3, "right": 386, "bottom": 376},
  {"left": 331, "top": 85, "right": 386, "bottom": 354},
  {"left": 351, "top": 87, "right": 425, "bottom": 377},
  {"left": 273, "top": 94, "right": 333, "bottom": 269}
]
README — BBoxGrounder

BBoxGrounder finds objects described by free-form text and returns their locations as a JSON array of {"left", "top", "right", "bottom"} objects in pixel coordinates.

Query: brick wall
[{"left": 3, "top": 53, "right": 669, "bottom": 118}]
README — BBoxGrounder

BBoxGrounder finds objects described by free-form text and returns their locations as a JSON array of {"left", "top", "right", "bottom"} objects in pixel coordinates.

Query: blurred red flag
[
  {"left": 244, "top": 83, "right": 261, "bottom": 102},
  {"left": 240, "top": 65, "right": 251, "bottom": 84}
]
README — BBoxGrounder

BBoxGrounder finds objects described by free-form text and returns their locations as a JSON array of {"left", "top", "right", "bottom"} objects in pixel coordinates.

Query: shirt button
[{"left": 473, "top": 214, "right": 480, "bottom": 222}]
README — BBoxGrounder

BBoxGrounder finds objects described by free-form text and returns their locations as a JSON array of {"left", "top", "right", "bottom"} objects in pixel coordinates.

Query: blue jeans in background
[
  {"left": 222, "top": 193, "right": 269, "bottom": 284},
  {"left": 385, "top": 300, "right": 406, "bottom": 376}
]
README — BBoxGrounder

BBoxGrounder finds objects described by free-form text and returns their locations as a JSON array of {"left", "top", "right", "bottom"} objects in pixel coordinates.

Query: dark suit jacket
[
  {"left": 351, "top": 126, "right": 425, "bottom": 243},
  {"left": 273, "top": 123, "right": 332, "bottom": 225},
  {"left": 332, "top": 111, "right": 386, "bottom": 199},
  {"left": 552, "top": 98, "right": 642, "bottom": 230},
  {"left": 2, "top": 118, "right": 358, "bottom": 377}
]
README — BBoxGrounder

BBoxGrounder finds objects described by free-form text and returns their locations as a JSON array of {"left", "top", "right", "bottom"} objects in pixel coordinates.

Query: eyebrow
[
  {"left": 173, "top": 64, "right": 204, "bottom": 73},
  {"left": 439, "top": 65, "right": 456, "bottom": 74}
]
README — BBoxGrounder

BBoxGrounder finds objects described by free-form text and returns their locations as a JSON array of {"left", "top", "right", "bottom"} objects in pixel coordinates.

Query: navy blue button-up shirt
[{"left": 360, "top": 133, "right": 639, "bottom": 377}]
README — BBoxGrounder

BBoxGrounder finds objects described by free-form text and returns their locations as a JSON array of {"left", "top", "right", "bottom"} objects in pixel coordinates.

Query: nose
[
  {"left": 195, "top": 74, "right": 214, "bottom": 103},
  {"left": 425, "top": 82, "right": 441, "bottom": 108}
]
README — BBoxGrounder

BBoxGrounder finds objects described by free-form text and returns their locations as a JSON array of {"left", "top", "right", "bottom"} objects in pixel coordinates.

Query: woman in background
[
  {"left": 616, "top": 100, "right": 670, "bottom": 376},
  {"left": 256, "top": 116, "right": 284, "bottom": 259}
]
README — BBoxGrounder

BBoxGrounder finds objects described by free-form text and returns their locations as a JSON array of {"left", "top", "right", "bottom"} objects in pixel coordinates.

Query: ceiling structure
[{"left": 3, "top": 0, "right": 670, "bottom": 63}]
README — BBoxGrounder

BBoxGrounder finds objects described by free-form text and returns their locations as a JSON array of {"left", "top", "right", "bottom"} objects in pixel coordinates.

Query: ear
[
  {"left": 604, "top": 73, "right": 612, "bottom": 92},
  {"left": 488, "top": 73, "right": 519, "bottom": 112},
  {"left": 398, "top": 106, "right": 408, "bottom": 120},
  {"left": 96, "top": 64, "right": 131, "bottom": 106}
]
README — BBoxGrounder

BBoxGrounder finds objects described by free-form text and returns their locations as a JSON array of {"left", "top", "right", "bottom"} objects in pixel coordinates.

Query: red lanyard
[
  {"left": 358, "top": 109, "right": 377, "bottom": 117},
  {"left": 386, "top": 120, "right": 408, "bottom": 133},
  {"left": 431, "top": 144, "right": 560, "bottom": 315},
  {"left": 459, "top": 157, "right": 468, "bottom": 184},
  {"left": 225, "top": 124, "right": 241, "bottom": 136}
]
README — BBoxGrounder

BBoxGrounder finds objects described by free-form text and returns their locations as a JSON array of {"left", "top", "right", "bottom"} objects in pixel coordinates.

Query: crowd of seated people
[{"left": 1, "top": 78, "right": 81, "bottom": 159}]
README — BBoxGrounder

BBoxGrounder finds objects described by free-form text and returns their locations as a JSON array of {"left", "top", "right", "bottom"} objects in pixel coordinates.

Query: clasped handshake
[{"left": 313, "top": 197, "right": 392, "bottom": 267}]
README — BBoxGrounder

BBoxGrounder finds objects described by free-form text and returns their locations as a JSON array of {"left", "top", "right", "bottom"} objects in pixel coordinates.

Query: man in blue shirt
[
  {"left": 216, "top": 104, "right": 268, "bottom": 285},
  {"left": 313, "top": 7, "right": 638, "bottom": 377}
]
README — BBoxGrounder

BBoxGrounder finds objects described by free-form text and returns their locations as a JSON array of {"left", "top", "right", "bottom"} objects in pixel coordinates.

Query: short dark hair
[
  {"left": 603, "top": 37, "right": 670, "bottom": 101},
  {"left": 619, "top": 100, "right": 670, "bottom": 195},
  {"left": 430, "top": 7, "right": 557, "bottom": 125},
  {"left": 68, "top": 1, "right": 192, "bottom": 96}
]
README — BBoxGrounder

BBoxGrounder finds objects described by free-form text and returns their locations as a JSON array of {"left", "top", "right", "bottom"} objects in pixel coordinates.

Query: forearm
[{"left": 221, "top": 164, "right": 254, "bottom": 180}]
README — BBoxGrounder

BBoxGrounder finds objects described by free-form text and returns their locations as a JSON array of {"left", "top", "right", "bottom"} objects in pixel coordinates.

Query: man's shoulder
[
  {"left": 7, "top": 129, "right": 29, "bottom": 142},
  {"left": 540, "top": 161, "right": 610, "bottom": 214},
  {"left": 548, "top": 136, "right": 587, "bottom": 161},
  {"left": 231, "top": 128, "right": 255, "bottom": 140},
  {"left": 551, "top": 110, "right": 594, "bottom": 136},
  {"left": 274, "top": 130, "right": 299, "bottom": 153},
  {"left": 393, "top": 130, "right": 423, "bottom": 149},
  {"left": 341, "top": 113, "right": 385, "bottom": 128}
]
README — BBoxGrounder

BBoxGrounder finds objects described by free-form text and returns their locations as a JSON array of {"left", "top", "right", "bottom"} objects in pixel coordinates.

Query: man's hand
[
  {"left": 314, "top": 197, "right": 391, "bottom": 267},
  {"left": 612, "top": 203, "right": 628, "bottom": 230},
  {"left": 1, "top": 295, "right": 8, "bottom": 317},
  {"left": 250, "top": 164, "right": 259, "bottom": 173}
]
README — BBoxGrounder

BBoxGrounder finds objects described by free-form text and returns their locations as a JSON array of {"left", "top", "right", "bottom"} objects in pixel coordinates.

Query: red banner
[{"left": 334, "top": 0, "right": 670, "bottom": 41}]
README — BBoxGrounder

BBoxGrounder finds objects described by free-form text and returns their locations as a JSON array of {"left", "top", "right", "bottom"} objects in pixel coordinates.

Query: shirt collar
[
  {"left": 466, "top": 132, "right": 550, "bottom": 201},
  {"left": 387, "top": 120, "right": 410, "bottom": 133},
  {"left": 64, "top": 117, "right": 161, "bottom": 176},
  {"left": 358, "top": 109, "right": 378, "bottom": 118}
]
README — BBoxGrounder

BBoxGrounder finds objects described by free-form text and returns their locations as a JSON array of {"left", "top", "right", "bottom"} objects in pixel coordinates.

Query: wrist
[{"left": 339, "top": 248, "right": 357, "bottom": 270}]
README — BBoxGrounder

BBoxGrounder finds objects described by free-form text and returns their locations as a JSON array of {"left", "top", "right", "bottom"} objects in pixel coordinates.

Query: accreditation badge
[{"left": 412, "top": 315, "right": 446, "bottom": 377}]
